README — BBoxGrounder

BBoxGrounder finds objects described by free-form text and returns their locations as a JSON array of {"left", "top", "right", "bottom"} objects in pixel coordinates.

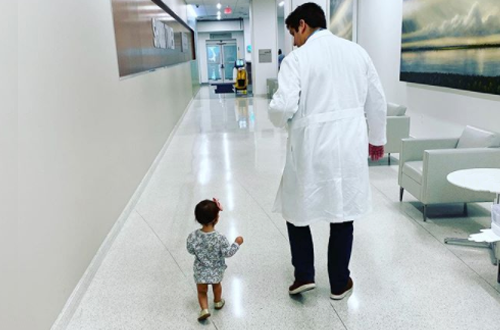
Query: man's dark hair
[
  {"left": 278, "top": 49, "right": 282, "bottom": 55},
  {"left": 285, "top": 2, "right": 326, "bottom": 31},
  {"left": 194, "top": 200, "right": 220, "bottom": 225}
]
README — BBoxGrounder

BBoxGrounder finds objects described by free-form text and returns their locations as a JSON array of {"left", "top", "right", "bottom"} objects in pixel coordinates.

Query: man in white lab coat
[{"left": 269, "top": 3, "right": 386, "bottom": 300}]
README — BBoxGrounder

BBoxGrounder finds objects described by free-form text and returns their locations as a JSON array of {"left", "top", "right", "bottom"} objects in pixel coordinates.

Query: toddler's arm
[
  {"left": 220, "top": 236, "right": 240, "bottom": 258},
  {"left": 186, "top": 233, "right": 196, "bottom": 255}
]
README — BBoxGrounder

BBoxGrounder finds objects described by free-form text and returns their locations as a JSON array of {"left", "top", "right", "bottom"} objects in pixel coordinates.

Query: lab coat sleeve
[
  {"left": 268, "top": 54, "right": 301, "bottom": 128},
  {"left": 364, "top": 54, "right": 387, "bottom": 146}
]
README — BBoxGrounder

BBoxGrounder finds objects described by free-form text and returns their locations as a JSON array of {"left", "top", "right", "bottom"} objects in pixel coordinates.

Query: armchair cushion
[
  {"left": 457, "top": 125, "right": 500, "bottom": 149},
  {"left": 387, "top": 103, "right": 407, "bottom": 116},
  {"left": 402, "top": 161, "right": 423, "bottom": 184}
]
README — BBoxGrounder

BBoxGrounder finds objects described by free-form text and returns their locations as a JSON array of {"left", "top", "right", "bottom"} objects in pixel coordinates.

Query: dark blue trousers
[{"left": 286, "top": 221, "right": 353, "bottom": 292}]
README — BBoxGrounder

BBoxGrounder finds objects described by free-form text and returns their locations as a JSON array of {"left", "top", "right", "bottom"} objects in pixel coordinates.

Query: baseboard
[{"left": 50, "top": 96, "right": 195, "bottom": 330}]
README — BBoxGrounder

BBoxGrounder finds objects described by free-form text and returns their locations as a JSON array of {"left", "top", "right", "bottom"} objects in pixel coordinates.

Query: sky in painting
[
  {"left": 329, "top": 0, "right": 354, "bottom": 40},
  {"left": 402, "top": 0, "right": 500, "bottom": 45}
]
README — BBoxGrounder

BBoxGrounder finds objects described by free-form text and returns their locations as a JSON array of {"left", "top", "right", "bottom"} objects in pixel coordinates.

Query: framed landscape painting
[
  {"left": 329, "top": 0, "right": 356, "bottom": 42},
  {"left": 401, "top": 0, "right": 500, "bottom": 95}
]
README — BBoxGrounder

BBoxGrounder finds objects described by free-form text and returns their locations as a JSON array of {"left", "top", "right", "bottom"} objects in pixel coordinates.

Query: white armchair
[
  {"left": 398, "top": 126, "right": 500, "bottom": 221},
  {"left": 384, "top": 103, "right": 410, "bottom": 165}
]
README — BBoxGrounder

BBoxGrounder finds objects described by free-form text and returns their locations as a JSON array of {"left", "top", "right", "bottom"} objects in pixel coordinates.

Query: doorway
[{"left": 206, "top": 40, "right": 237, "bottom": 82}]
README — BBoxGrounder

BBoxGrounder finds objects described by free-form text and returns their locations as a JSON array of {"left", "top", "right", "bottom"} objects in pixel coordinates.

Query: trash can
[{"left": 267, "top": 78, "right": 278, "bottom": 99}]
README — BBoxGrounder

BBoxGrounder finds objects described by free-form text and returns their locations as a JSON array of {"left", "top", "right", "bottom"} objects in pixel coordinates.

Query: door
[
  {"left": 206, "top": 40, "right": 237, "bottom": 82},
  {"left": 222, "top": 44, "right": 237, "bottom": 80}
]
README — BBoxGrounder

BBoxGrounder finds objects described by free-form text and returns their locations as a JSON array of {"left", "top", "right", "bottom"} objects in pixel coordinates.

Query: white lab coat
[{"left": 269, "top": 30, "right": 387, "bottom": 226}]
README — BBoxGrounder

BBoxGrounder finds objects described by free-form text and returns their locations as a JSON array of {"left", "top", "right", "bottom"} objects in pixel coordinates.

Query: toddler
[{"left": 186, "top": 198, "right": 244, "bottom": 321}]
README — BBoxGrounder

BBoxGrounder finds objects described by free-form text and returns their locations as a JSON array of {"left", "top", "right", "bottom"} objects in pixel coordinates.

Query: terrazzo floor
[{"left": 66, "top": 86, "right": 500, "bottom": 330}]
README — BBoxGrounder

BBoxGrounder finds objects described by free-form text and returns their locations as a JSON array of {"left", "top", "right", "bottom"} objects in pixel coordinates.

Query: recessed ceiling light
[
  {"left": 217, "top": 3, "right": 221, "bottom": 9},
  {"left": 279, "top": 1, "right": 284, "bottom": 7}
]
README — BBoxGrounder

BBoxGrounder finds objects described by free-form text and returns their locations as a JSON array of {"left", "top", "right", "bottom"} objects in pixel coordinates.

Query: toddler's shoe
[
  {"left": 214, "top": 299, "right": 225, "bottom": 310},
  {"left": 198, "top": 309, "right": 211, "bottom": 321}
]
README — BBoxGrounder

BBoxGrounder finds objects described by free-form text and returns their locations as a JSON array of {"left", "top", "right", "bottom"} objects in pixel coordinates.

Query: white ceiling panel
[{"left": 185, "top": 0, "right": 251, "bottom": 21}]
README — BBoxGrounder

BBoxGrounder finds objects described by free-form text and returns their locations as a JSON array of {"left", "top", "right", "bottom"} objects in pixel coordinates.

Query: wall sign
[
  {"left": 152, "top": 19, "right": 175, "bottom": 50},
  {"left": 259, "top": 49, "right": 272, "bottom": 63}
]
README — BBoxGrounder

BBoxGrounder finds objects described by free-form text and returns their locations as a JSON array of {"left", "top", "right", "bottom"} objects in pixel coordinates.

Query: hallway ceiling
[
  {"left": 186, "top": 0, "right": 250, "bottom": 21},
  {"left": 185, "top": 0, "right": 285, "bottom": 21}
]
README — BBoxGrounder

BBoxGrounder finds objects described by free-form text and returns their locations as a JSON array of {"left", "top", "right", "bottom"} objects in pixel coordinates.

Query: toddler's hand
[{"left": 235, "top": 236, "right": 244, "bottom": 245}]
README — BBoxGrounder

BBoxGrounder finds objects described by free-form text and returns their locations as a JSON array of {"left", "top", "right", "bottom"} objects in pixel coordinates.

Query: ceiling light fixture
[
  {"left": 217, "top": 3, "right": 221, "bottom": 9},
  {"left": 279, "top": 1, "right": 285, "bottom": 7}
]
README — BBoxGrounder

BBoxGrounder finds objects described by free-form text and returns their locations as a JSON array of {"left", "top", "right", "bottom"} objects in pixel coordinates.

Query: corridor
[{"left": 65, "top": 87, "right": 500, "bottom": 330}]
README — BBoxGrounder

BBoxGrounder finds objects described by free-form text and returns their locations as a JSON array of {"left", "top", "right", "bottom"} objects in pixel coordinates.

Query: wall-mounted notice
[
  {"left": 259, "top": 49, "right": 272, "bottom": 63},
  {"left": 181, "top": 32, "right": 188, "bottom": 53},
  {"left": 152, "top": 19, "right": 175, "bottom": 50},
  {"left": 111, "top": 0, "right": 194, "bottom": 77},
  {"left": 166, "top": 25, "right": 175, "bottom": 50}
]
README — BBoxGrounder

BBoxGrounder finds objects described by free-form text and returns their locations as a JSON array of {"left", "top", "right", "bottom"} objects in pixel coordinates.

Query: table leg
[
  {"left": 490, "top": 242, "right": 498, "bottom": 266},
  {"left": 444, "top": 238, "right": 498, "bottom": 266},
  {"left": 445, "top": 194, "right": 500, "bottom": 279}
]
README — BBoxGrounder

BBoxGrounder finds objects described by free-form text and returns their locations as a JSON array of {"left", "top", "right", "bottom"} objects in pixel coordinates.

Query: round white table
[
  {"left": 446, "top": 168, "right": 500, "bottom": 282},
  {"left": 447, "top": 168, "right": 500, "bottom": 204}
]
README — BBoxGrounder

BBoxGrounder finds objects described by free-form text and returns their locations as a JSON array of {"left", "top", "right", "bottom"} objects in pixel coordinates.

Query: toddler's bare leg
[
  {"left": 213, "top": 283, "right": 222, "bottom": 302},
  {"left": 197, "top": 284, "right": 209, "bottom": 310}
]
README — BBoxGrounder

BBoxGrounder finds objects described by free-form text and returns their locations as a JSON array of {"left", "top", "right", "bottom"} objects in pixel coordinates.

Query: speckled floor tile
[{"left": 66, "top": 87, "right": 500, "bottom": 330}]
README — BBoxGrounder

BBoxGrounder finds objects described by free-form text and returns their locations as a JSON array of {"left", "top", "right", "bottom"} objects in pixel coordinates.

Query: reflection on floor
[{"left": 66, "top": 87, "right": 500, "bottom": 330}]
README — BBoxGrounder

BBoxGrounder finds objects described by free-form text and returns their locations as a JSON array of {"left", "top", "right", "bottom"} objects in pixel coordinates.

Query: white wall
[
  {"left": 277, "top": 17, "right": 285, "bottom": 53},
  {"left": 244, "top": 18, "right": 252, "bottom": 62},
  {"left": 16, "top": 0, "right": 194, "bottom": 329},
  {"left": 0, "top": 1, "right": 18, "bottom": 329},
  {"left": 251, "top": 0, "right": 278, "bottom": 95},
  {"left": 163, "top": 0, "right": 188, "bottom": 22},
  {"left": 198, "top": 20, "right": 244, "bottom": 33},
  {"left": 282, "top": 0, "right": 293, "bottom": 55},
  {"left": 358, "top": 0, "right": 500, "bottom": 138}
]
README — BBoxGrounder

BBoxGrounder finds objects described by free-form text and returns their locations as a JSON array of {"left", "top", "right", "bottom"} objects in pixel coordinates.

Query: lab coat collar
[{"left": 305, "top": 29, "right": 331, "bottom": 44}]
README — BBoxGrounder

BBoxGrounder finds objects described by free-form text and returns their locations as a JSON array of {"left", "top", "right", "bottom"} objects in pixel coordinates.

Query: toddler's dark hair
[{"left": 194, "top": 200, "right": 220, "bottom": 225}]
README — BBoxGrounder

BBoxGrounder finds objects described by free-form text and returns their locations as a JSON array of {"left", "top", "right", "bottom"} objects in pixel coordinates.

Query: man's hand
[
  {"left": 369, "top": 144, "right": 384, "bottom": 161},
  {"left": 235, "top": 236, "right": 244, "bottom": 245}
]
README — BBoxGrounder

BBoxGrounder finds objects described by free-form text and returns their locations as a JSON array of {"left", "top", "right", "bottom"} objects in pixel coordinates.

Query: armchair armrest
[
  {"left": 398, "top": 138, "right": 459, "bottom": 184},
  {"left": 421, "top": 148, "right": 500, "bottom": 204}
]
